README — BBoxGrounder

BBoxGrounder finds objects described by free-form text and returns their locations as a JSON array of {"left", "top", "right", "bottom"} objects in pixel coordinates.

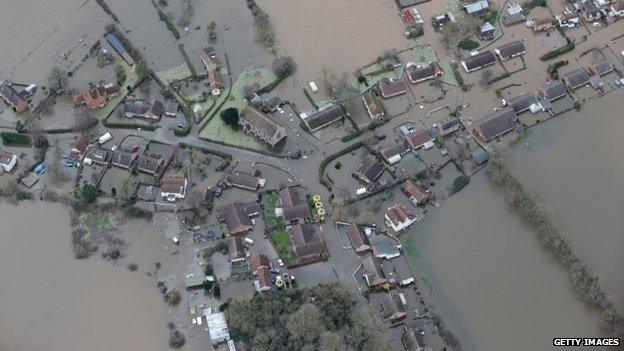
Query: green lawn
[
  {"left": 271, "top": 229, "right": 297, "bottom": 263},
  {"left": 403, "top": 236, "right": 421, "bottom": 261},
  {"left": 263, "top": 192, "right": 285, "bottom": 228},
  {"left": 350, "top": 58, "right": 399, "bottom": 93},
  {"left": 95, "top": 64, "right": 142, "bottom": 120},
  {"left": 155, "top": 64, "right": 193, "bottom": 86}
]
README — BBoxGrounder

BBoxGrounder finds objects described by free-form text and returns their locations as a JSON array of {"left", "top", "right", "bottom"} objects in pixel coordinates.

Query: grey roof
[
  {"left": 464, "top": 0, "right": 489, "bottom": 14},
  {"left": 379, "top": 78, "right": 408, "bottom": 98},
  {"left": 224, "top": 172, "right": 259, "bottom": 190},
  {"left": 495, "top": 40, "right": 526, "bottom": 60},
  {"left": 589, "top": 58, "right": 614, "bottom": 76},
  {"left": 397, "top": 0, "right": 430, "bottom": 7},
  {"left": 406, "top": 63, "right": 439, "bottom": 83},
  {"left": 540, "top": 80, "right": 567, "bottom": 100},
  {"left": 136, "top": 155, "right": 163, "bottom": 174},
  {"left": 304, "top": 104, "right": 344, "bottom": 131},
  {"left": 228, "top": 236, "right": 246, "bottom": 261},
  {"left": 164, "top": 101, "right": 179, "bottom": 116},
  {"left": 111, "top": 150, "right": 136, "bottom": 168},
  {"left": 480, "top": 21, "right": 495, "bottom": 33},
  {"left": 562, "top": 68, "right": 590, "bottom": 89},
  {"left": 356, "top": 156, "right": 384, "bottom": 183},
  {"left": 506, "top": 91, "right": 537, "bottom": 114},
  {"left": 217, "top": 202, "right": 254, "bottom": 234},
  {"left": 404, "top": 128, "right": 432, "bottom": 149},
  {"left": 438, "top": 116, "right": 461, "bottom": 134},
  {"left": 470, "top": 148, "right": 489, "bottom": 164},
  {"left": 379, "top": 140, "right": 408, "bottom": 161},
  {"left": 361, "top": 256, "right": 387, "bottom": 286},
  {"left": 380, "top": 294, "right": 407, "bottom": 322},
  {"left": 462, "top": 51, "right": 496, "bottom": 71},
  {"left": 473, "top": 107, "right": 517, "bottom": 141},
  {"left": 239, "top": 105, "right": 287, "bottom": 147},
  {"left": 279, "top": 186, "right": 309, "bottom": 221}
]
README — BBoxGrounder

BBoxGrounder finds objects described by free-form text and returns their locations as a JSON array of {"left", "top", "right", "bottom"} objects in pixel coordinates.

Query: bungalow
[
  {"left": 279, "top": 186, "right": 310, "bottom": 223},
  {"left": 355, "top": 156, "right": 384, "bottom": 184},
  {"left": 533, "top": 18, "right": 556, "bottom": 32},
  {"left": 163, "top": 101, "right": 179, "bottom": 117},
  {"left": 402, "top": 326, "right": 433, "bottom": 351},
  {"left": 239, "top": 105, "right": 287, "bottom": 148},
  {"left": 250, "top": 253, "right": 271, "bottom": 292},
  {"left": 611, "top": 0, "right": 624, "bottom": 17},
  {"left": 502, "top": 91, "right": 538, "bottom": 114},
  {"left": 347, "top": 223, "right": 371, "bottom": 253},
  {"left": 494, "top": 40, "right": 526, "bottom": 61},
  {"left": 402, "top": 179, "right": 429, "bottom": 206},
  {"left": 84, "top": 147, "right": 110, "bottom": 165},
  {"left": 160, "top": 174, "right": 187, "bottom": 201},
  {"left": 557, "top": 12, "right": 581, "bottom": 28},
  {"left": 472, "top": 107, "right": 518, "bottom": 142},
  {"left": 228, "top": 236, "right": 246, "bottom": 265},
  {"left": 461, "top": 51, "right": 497, "bottom": 73},
  {"left": 0, "top": 82, "right": 29, "bottom": 112},
  {"left": 123, "top": 99, "right": 164, "bottom": 120},
  {"left": 562, "top": 68, "right": 591, "bottom": 91},
  {"left": 137, "top": 154, "right": 164, "bottom": 176},
  {"left": 69, "top": 136, "right": 91, "bottom": 161},
  {"left": 261, "top": 96, "right": 281, "bottom": 113},
  {"left": 216, "top": 202, "right": 259, "bottom": 235},
  {"left": 361, "top": 255, "right": 388, "bottom": 287},
  {"left": 385, "top": 204, "right": 417, "bottom": 232},
  {"left": 0, "top": 151, "right": 18, "bottom": 173},
  {"left": 539, "top": 80, "right": 568, "bottom": 101},
  {"left": 588, "top": 58, "right": 614, "bottom": 76},
  {"left": 581, "top": 0, "right": 601, "bottom": 21},
  {"left": 404, "top": 128, "right": 432, "bottom": 150},
  {"left": 435, "top": 116, "right": 461, "bottom": 136},
  {"left": 379, "top": 293, "right": 407, "bottom": 324},
  {"left": 373, "top": 240, "right": 402, "bottom": 260},
  {"left": 502, "top": 3, "right": 525, "bottom": 26},
  {"left": 72, "top": 83, "right": 120, "bottom": 110},
  {"left": 223, "top": 172, "right": 261, "bottom": 191},
  {"left": 405, "top": 62, "right": 443, "bottom": 84},
  {"left": 302, "top": 104, "right": 345, "bottom": 131},
  {"left": 589, "top": 75, "right": 606, "bottom": 95},
  {"left": 470, "top": 148, "right": 489, "bottom": 165},
  {"left": 463, "top": 0, "right": 489, "bottom": 15},
  {"left": 397, "top": 0, "right": 430, "bottom": 8},
  {"left": 378, "top": 78, "right": 408, "bottom": 99},
  {"left": 250, "top": 252, "right": 270, "bottom": 274},
  {"left": 379, "top": 140, "right": 409, "bottom": 165},
  {"left": 106, "top": 33, "right": 134, "bottom": 65},
  {"left": 479, "top": 21, "right": 496, "bottom": 40},
  {"left": 362, "top": 91, "right": 384, "bottom": 119},
  {"left": 111, "top": 149, "right": 137, "bottom": 169},
  {"left": 200, "top": 48, "right": 224, "bottom": 96},
  {"left": 290, "top": 223, "right": 327, "bottom": 261}
]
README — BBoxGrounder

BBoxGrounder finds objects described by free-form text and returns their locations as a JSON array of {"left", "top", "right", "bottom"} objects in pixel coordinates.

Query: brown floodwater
[{"left": 0, "top": 202, "right": 170, "bottom": 351}]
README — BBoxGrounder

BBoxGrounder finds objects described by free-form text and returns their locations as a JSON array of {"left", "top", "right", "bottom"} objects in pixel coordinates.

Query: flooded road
[
  {"left": 0, "top": 203, "right": 170, "bottom": 351},
  {"left": 510, "top": 90, "right": 624, "bottom": 303},
  {"left": 412, "top": 175, "right": 603, "bottom": 351}
]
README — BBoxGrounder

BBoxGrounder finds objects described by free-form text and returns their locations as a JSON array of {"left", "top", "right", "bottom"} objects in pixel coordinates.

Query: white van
[{"left": 244, "top": 237, "right": 254, "bottom": 246}]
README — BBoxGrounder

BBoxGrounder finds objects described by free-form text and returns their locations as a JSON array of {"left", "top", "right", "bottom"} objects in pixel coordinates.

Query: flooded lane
[
  {"left": 412, "top": 175, "right": 603, "bottom": 351},
  {"left": 0, "top": 203, "right": 170, "bottom": 351}
]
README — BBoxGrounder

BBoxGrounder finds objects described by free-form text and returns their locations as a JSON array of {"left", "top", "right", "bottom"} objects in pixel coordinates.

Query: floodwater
[
  {"left": 510, "top": 90, "right": 624, "bottom": 303},
  {"left": 0, "top": 203, "right": 170, "bottom": 351},
  {"left": 413, "top": 175, "right": 603, "bottom": 351}
]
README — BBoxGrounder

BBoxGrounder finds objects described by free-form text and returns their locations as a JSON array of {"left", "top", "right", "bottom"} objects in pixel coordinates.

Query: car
[
  {"left": 270, "top": 267, "right": 281, "bottom": 274},
  {"left": 177, "top": 123, "right": 187, "bottom": 129},
  {"left": 278, "top": 259, "right": 284, "bottom": 267}
]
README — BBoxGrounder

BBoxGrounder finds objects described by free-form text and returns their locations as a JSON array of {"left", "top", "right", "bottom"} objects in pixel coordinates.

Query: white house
[
  {"left": 160, "top": 174, "right": 187, "bottom": 202},
  {"left": 385, "top": 204, "right": 417, "bottom": 232},
  {"left": 0, "top": 151, "right": 17, "bottom": 173}
]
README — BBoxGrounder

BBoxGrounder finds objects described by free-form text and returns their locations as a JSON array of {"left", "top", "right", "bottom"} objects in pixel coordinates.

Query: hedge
[
  {"left": 540, "top": 43, "right": 575, "bottom": 61},
  {"left": 458, "top": 39, "right": 479, "bottom": 51},
  {"left": 0, "top": 131, "right": 31, "bottom": 145},
  {"left": 318, "top": 141, "right": 363, "bottom": 191},
  {"left": 257, "top": 73, "right": 289, "bottom": 94}
]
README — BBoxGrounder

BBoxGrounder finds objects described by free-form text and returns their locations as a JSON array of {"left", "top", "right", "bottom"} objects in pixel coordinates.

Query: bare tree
[
  {"left": 73, "top": 107, "right": 98, "bottom": 133},
  {"left": 48, "top": 67, "right": 68, "bottom": 92}
]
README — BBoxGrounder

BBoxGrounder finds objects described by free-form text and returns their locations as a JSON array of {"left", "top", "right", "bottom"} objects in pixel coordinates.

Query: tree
[
  {"left": 220, "top": 107, "right": 239, "bottom": 126},
  {"left": 73, "top": 107, "right": 98, "bottom": 132},
  {"left": 165, "top": 289, "right": 182, "bottom": 306},
  {"left": 253, "top": 10, "right": 275, "bottom": 48},
  {"left": 272, "top": 56, "right": 296, "bottom": 77},
  {"left": 134, "top": 61, "right": 151, "bottom": 80},
  {"left": 48, "top": 67, "right": 68, "bottom": 92},
  {"left": 81, "top": 184, "right": 98, "bottom": 203},
  {"left": 318, "top": 331, "right": 346, "bottom": 351},
  {"left": 480, "top": 69, "right": 494, "bottom": 85},
  {"left": 115, "top": 64, "right": 127, "bottom": 85},
  {"left": 168, "top": 330, "right": 186, "bottom": 349},
  {"left": 286, "top": 303, "right": 325, "bottom": 347}
]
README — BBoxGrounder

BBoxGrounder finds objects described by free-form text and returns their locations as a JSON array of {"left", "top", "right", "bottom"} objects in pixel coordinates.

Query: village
[{"left": 1, "top": 0, "right": 624, "bottom": 350}]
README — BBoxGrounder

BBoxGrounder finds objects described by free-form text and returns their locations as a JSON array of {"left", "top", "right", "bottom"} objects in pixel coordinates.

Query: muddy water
[
  {"left": 0, "top": 203, "right": 170, "bottom": 351},
  {"left": 413, "top": 175, "right": 603, "bottom": 351},
  {"left": 510, "top": 91, "right": 624, "bottom": 303}
]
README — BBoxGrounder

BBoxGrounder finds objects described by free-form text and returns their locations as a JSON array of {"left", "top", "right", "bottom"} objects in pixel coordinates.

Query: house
[
  {"left": 228, "top": 236, "right": 246, "bottom": 265},
  {"left": 69, "top": 136, "right": 91, "bottom": 161},
  {"left": 223, "top": 172, "right": 261, "bottom": 191},
  {"left": 402, "top": 180, "right": 429, "bottom": 205},
  {"left": 463, "top": 0, "right": 489, "bottom": 15},
  {"left": 0, "top": 151, "right": 18, "bottom": 172},
  {"left": 347, "top": 223, "right": 371, "bottom": 253},
  {"left": 111, "top": 149, "right": 137, "bottom": 169},
  {"left": 435, "top": 116, "right": 461, "bottom": 136},
  {"left": 404, "top": 128, "right": 432, "bottom": 150},
  {"left": 561, "top": 68, "right": 590, "bottom": 91},
  {"left": 590, "top": 75, "right": 606, "bottom": 95},
  {"left": 401, "top": 7, "right": 424, "bottom": 27},
  {"left": 137, "top": 154, "right": 164, "bottom": 176},
  {"left": 379, "top": 293, "right": 407, "bottom": 323},
  {"left": 581, "top": 0, "right": 601, "bottom": 21},
  {"left": 261, "top": 96, "right": 281, "bottom": 113},
  {"left": 472, "top": 107, "right": 518, "bottom": 142},
  {"left": 588, "top": 58, "right": 614, "bottom": 76},
  {"left": 362, "top": 91, "right": 384, "bottom": 119},
  {"left": 539, "top": 80, "right": 568, "bottom": 101},
  {"left": 611, "top": 0, "right": 624, "bottom": 17},
  {"left": 378, "top": 78, "right": 408, "bottom": 99},
  {"left": 302, "top": 104, "right": 345, "bottom": 131},
  {"left": 255, "top": 266, "right": 272, "bottom": 292},
  {"left": 379, "top": 140, "right": 409, "bottom": 165},
  {"left": 397, "top": 0, "right": 430, "bottom": 8},
  {"left": 470, "top": 148, "right": 489, "bottom": 165},
  {"left": 84, "top": 147, "right": 110, "bottom": 165},
  {"left": 0, "top": 82, "right": 29, "bottom": 112},
  {"left": 239, "top": 105, "right": 287, "bottom": 148},
  {"left": 502, "top": 91, "right": 538, "bottom": 114},
  {"left": 106, "top": 33, "right": 134, "bottom": 65},
  {"left": 250, "top": 253, "right": 270, "bottom": 274},
  {"left": 216, "top": 202, "right": 259, "bottom": 235},
  {"left": 502, "top": 3, "right": 525, "bottom": 26},
  {"left": 557, "top": 12, "right": 581, "bottom": 28},
  {"left": 373, "top": 240, "right": 402, "bottom": 260},
  {"left": 290, "top": 223, "right": 327, "bottom": 261},
  {"left": 494, "top": 40, "right": 526, "bottom": 61},
  {"left": 200, "top": 48, "right": 224, "bottom": 96},
  {"left": 72, "top": 83, "right": 120, "bottom": 110},
  {"left": 279, "top": 186, "right": 310, "bottom": 223},
  {"left": 461, "top": 51, "right": 497, "bottom": 72},
  {"left": 205, "top": 312, "right": 232, "bottom": 346},
  {"left": 385, "top": 204, "right": 417, "bottom": 232},
  {"left": 163, "top": 101, "right": 179, "bottom": 117},
  {"left": 354, "top": 156, "right": 384, "bottom": 184},
  {"left": 533, "top": 18, "right": 556, "bottom": 32},
  {"left": 402, "top": 326, "right": 434, "bottom": 351},
  {"left": 405, "top": 62, "right": 443, "bottom": 84},
  {"left": 361, "top": 255, "right": 388, "bottom": 287},
  {"left": 160, "top": 174, "right": 187, "bottom": 201},
  {"left": 123, "top": 99, "right": 164, "bottom": 120},
  {"left": 479, "top": 22, "right": 496, "bottom": 40}
]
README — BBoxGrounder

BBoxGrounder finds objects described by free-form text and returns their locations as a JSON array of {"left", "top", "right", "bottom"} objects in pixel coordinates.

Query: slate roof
[
  {"left": 290, "top": 223, "right": 326, "bottom": 259},
  {"left": 239, "top": 105, "right": 287, "bottom": 148},
  {"left": 437, "top": 116, "right": 461, "bottom": 135},
  {"left": 506, "top": 91, "right": 537, "bottom": 114},
  {"left": 303, "top": 104, "right": 344, "bottom": 131},
  {"left": 223, "top": 172, "right": 259, "bottom": 191},
  {"left": 397, "top": 0, "right": 430, "bottom": 8},
  {"left": 495, "top": 40, "right": 526, "bottom": 60},
  {"left": 279, "top": 186, "right": 309, "bottom": 221},
  {"left": 228, "top": 236, "right": 246, "bottom": 262},
  {"left": 540, "top": 80, "right": 567, "bottom": 101},
  {"left": 356, "top": 156, "right": 384, "bottom": 184},
  {"left": 406, "top": 62, "right": 442, "bottom": 84},
  {"left": 111, "top": 149, "right": 137, "bottom": 169},
  {"left": 472, "top": 107, "right": 517, "bottom": 142},
  {"left": 379, "top": 140, "right": 409, "bottom": 163},
  {"left": 380, "top": 294, "right": 407, "bottom": 322},
  {"left": 464, "top": 0, "right": 489, "bottom": 14},
  {"left": 461, "top": 51, "right": 496, "bottom": 72},
  {"left": 379, "top": 78, "right": 408, "bottom": 98},
  {"left": 562, "top": 68, "right": 590, "bottom": 90},
  {"left": 589, "top": 58, "right": 614, "bottom": 76},
  {"left": 136, "top": 155, "right": 163, "bottom": 175},
  {"left": 361, "top": 255, "right": 387, "bottom": 287}
]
